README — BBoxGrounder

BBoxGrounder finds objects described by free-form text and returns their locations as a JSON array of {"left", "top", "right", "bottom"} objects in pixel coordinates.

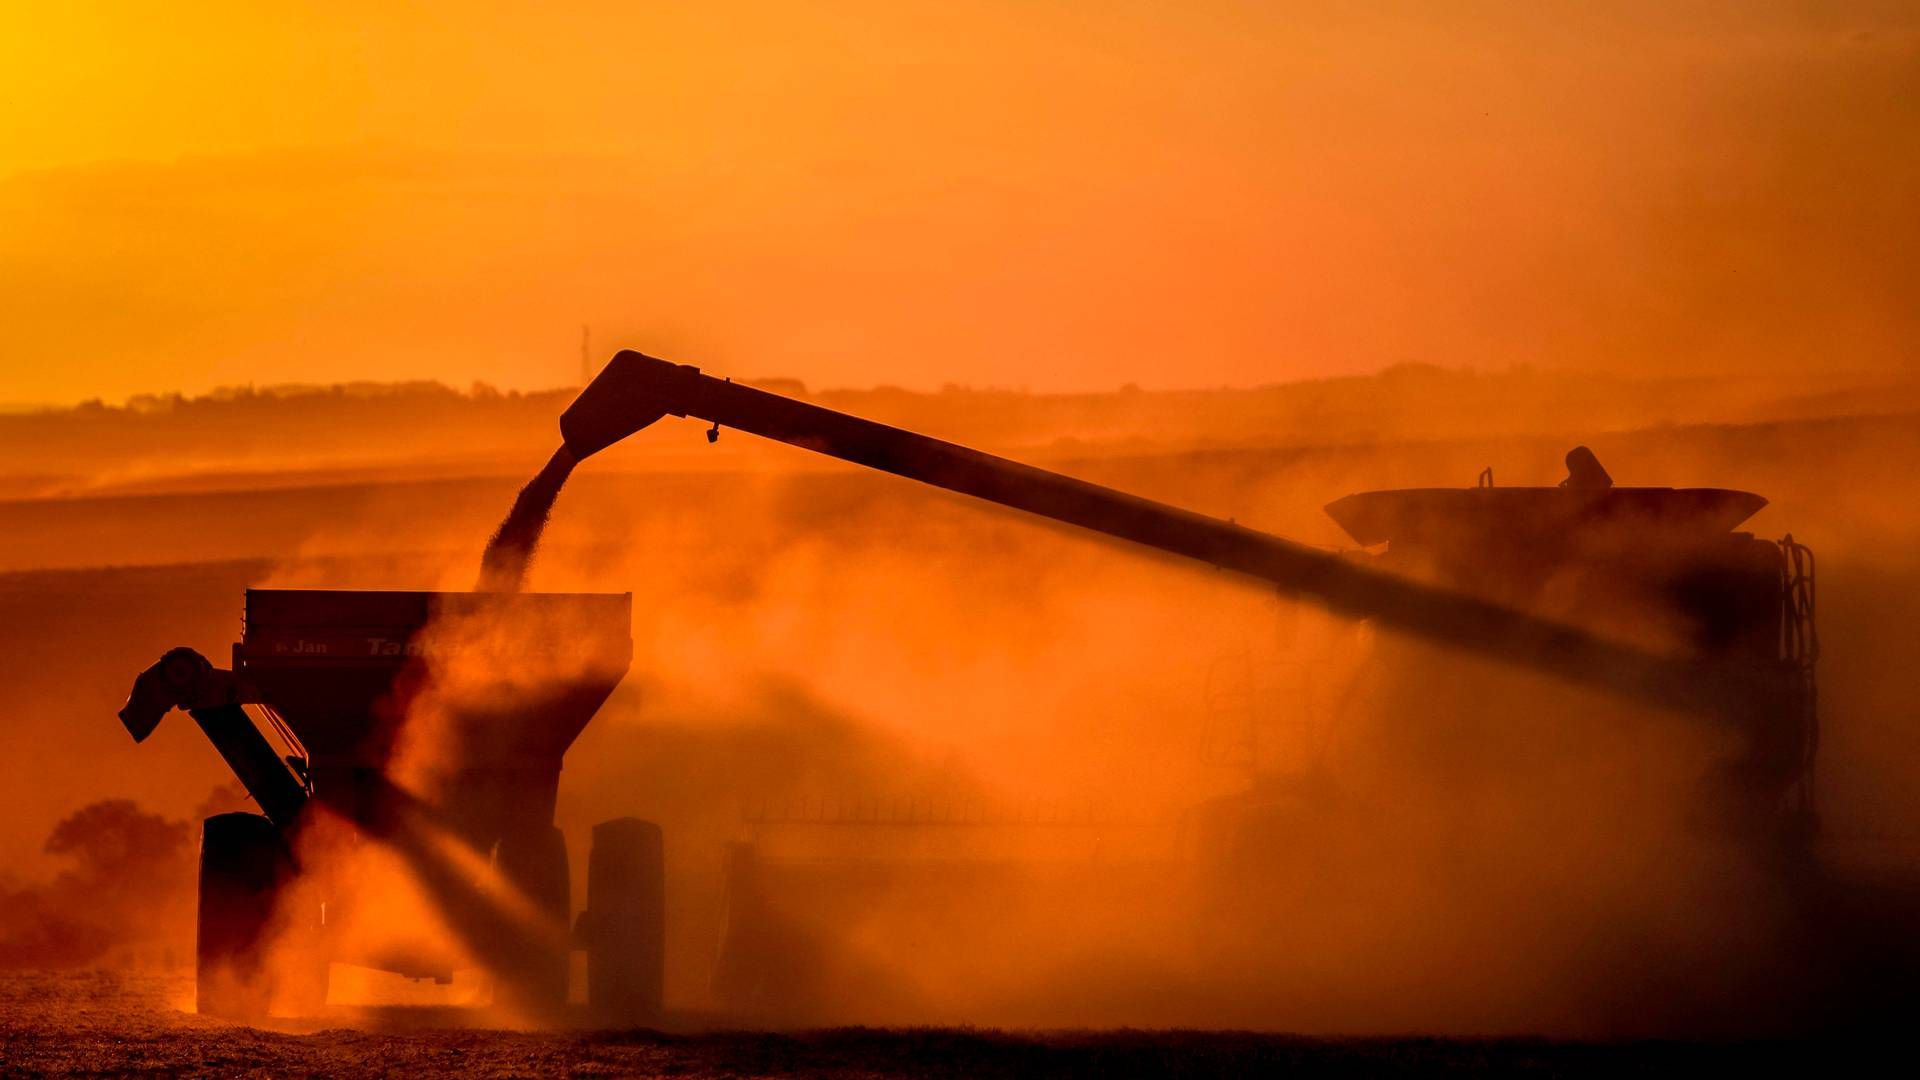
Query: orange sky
[{"left": 1, "top": 2, "right": 1915, "bottom": 404}]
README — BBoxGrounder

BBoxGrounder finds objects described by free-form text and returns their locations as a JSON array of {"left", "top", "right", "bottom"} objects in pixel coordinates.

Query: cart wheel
[
  {"left": 195, "top": 813, "right": 288, "bottom": 1019},
  {"left": 495, "top": 824, "right": 571, "bottom": 1012},
  {"left": 580, "top": 817, "right": 664, "bottom": 1022}
]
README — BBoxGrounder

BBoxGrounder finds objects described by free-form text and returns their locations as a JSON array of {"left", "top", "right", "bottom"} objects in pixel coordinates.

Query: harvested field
[{"left": 0, "top": 971, "right": 1855, "bottom": 1078}]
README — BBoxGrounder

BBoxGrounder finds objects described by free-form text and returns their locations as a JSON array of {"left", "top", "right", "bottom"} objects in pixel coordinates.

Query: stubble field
[{"left": 0, "top": 971, "right": 1851, "bottom": 1077}]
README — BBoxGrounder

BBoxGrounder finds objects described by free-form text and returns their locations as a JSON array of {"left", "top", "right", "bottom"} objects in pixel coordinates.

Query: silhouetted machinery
[
  {"left": 119, "top": 591, "right": 664, "bottom": 1020},
  {"left": 556, "top": 351, "right": 1819, "bottom": 1016},
  {"left": 124, "top": 348, "right": 1818, "bottom": 1021}
]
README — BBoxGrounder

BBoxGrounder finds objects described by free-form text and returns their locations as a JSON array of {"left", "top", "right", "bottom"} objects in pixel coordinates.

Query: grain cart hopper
[
  {"left": 556, "top": 351, "right": 1819, "bottom": 1014},
  {"left": 119, "top": 589, "right": 664, "bottom": 1021}
]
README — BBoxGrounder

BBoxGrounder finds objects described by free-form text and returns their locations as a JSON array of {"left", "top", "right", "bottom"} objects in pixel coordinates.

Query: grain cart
[{"left": 119, "top": 590, "right": 664, "bottom": 1020}]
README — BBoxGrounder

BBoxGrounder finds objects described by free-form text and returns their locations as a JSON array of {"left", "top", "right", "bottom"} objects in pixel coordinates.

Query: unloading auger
[
  {"left": 560, "top": 350, "right": 1817, "bottom": 817},
  {"left": 560, "top": 349, "right": 1821, "bottom": 1020}
]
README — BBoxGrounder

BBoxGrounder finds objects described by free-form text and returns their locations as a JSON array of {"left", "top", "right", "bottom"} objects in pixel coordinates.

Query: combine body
[
  {"left": 123, "top": 589, "right": 664, "bottom": 1020},
  {"left": 1324, "top": 483, "right": 1817, "bottom": 814}
]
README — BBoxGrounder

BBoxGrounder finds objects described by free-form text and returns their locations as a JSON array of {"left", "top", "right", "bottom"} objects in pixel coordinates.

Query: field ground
[{"left": 0, "top": 971, "right": 1871, "bottom": 1078}]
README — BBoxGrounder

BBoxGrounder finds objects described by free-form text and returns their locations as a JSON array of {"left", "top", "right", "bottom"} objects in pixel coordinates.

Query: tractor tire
[
  {"left": 581, "top": 817, "right": 665, "bottom": 1023},
  {"left": 195, "top": 812, "right": 288, "bottom": 1019},
  {"left": 495, "top": 824, "right": 571, "bottom": 1013}
]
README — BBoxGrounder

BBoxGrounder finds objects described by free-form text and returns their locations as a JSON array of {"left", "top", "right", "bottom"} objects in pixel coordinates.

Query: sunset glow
[
  {"left": 2, "top": 3, "right": 1918, "bottom": 1067},
  {"left": 4, "top": 3, "right": 1914, "bottom": 403}
]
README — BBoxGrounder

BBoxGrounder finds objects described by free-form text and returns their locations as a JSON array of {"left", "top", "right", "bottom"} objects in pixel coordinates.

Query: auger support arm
[{"left": 120, "top": 647, "right": 308, "bottom": 829}]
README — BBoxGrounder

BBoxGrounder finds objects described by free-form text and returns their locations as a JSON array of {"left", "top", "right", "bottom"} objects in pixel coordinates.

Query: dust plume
[
  {"left": 2, "top": 367, "right": 1917, "bottom": 1038},
  {"left": 256, "top": 591, "right": 630, "bottom": 1019},
  {"left": 513, "top": 407, "right": 1920, "bottom": 1037}
]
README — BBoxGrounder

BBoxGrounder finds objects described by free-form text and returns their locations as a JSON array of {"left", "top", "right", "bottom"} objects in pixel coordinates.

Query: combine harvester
[
  {"left": 560, "top": 352, "right": 1818, "bottom": 1018},
  {"left": 122, "top": 349, "right": 1818, "bottom": 1021}
]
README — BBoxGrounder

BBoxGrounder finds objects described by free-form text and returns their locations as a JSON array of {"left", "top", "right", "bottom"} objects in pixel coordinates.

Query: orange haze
[
  {"left": 3, "top": 367, "right": 1920, "bottom": 1034},
  {"left": 1, "top": 0, "right": 1918, "bottom": 1040},
  {"left": 3, "top": 2, "right": 1916, "bottom": 403}
]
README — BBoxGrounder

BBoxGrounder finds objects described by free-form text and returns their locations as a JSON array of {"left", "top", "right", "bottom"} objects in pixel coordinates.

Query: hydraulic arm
[{"left": 120, "top": 647, "right": 308, "bottom": 828}]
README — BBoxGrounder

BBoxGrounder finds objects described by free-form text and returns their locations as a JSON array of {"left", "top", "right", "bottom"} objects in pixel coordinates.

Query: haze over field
[{"left": 2, "top": 367, "right": 1918, "bottom": 1035}]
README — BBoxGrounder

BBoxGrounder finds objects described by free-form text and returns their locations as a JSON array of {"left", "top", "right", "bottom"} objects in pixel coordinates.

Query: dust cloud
[
  {"left": 507, "top": 389, "right": 1920, "bottom": 1036},
  {"left": 259, "top": 585, "right": 634, "bottom": 1021},
  {"left": 520, "top": 478, "right": 1779, "bottom": 1035},
  {"left": 1, "top": 368, "right": 1917, "bottom": 1037}
]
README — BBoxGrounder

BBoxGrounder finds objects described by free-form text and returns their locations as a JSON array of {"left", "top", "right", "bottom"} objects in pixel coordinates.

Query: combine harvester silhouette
[{"left": 120, "top": 349, "right": 1816, "bottom": 1021}]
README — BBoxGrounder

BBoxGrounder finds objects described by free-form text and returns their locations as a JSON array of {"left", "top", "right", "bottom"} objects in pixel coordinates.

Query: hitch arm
[{"left": 120, "top": 647, "right": 308, "bottom": 829}]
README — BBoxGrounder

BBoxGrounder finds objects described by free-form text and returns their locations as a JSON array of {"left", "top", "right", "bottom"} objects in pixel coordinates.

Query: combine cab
[{"left": 120, "top": 590, "right": 663, "bottom": 1021}]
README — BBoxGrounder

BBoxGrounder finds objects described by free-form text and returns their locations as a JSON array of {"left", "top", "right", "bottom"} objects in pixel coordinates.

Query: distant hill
[{"left": 2, "top": 365, "right": 1914, "bottom": 500}]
